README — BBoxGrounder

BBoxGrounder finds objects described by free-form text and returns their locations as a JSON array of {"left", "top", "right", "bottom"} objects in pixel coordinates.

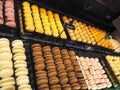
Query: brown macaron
[
  {"left": 80, "top": 83, "right": 88, "bottom": 89},
  {"left": 49, "top": 77, "right": 59, "bottom": 85},
  {"left": 37, "top": 77, "right": 48, "bottom": 85},
  {"left": 35, "top": 63, "right": 45, "bottom": 71},
  {"left": 43, "top": 46, "right": 51, "bottom": 52},
  {"left": 62, "top": 84, "right": 71, "bottom": 90},
  {"left": 60, "top": 76, "right": 69, "bottom": 84},
  {"left": 44, "top": 53, "right": 53, "bottom": 58},
  {"left": 46, "top": 63, "right": 56, "bottom": 70},
  {"left": 45, "top": 56, "right": 54, "bottom": 61},
  {"left": 31, "top": 44, "right": 41, "bottom": 48},
  {"left": 68, "top": 72, "right": 76, "bottom": 78},
  {"left": 53, "top": 51, "right": 61, "bottom": 56},
  {"left": 36, "top": 71, "right": 47, "bottom": 78},
  {"left": 58, "top": 70, "right": 67, "bottom": 77},
  {"left": 70, "top": 56, "right": 77, "bottom": 62},
  {"left": 66, "top": 64, "right": 74, "bottom": 72},
  {"left": 63, "top": 55, "right": 70, "bottom": 59},
  {"left": 33, "top": 56, "right": 44, "bottom": 61},
  {"left": 54, "top": 54, "right": 62, "bottom": 59},
  {"left": 34, "top": 58, "right": 44, "bottom": 64},
  {"left": 32, "top": 47, "right": 42, "bottom": 52},
  {"left": 45, "top": 59, "right": 54, "bottom": 64},
  {"left": 69, "top": 77, "right": 78, "bottom": 84},
  {"left": 74, "top": 65, "right": 81, "bottom": 72},
  {"left": 76, "top": 72, "right": 83, "bottom": 78},
  {"left": 38, "top": 84, "right": 49, "bottom": 90},
  {"left": 48, "top": 69, "right": 57, "bottom": 77},
  {"left": 32, "top": 51, "right": 42, "bottom": 56},
  {"left": 55, "top": 59, "right": 63, "bottom": 65},
  {"left": 63, "top": 59, "right": 72, "bottom": 65},
  {"left": 56, "top": 64, "right": 65, "bottom": 71},
  {"left": 68, "top": 50, "right": 76, "bottom": 56},
  {"left": 52, "top": 47, "right": 60, "bottom": 52},
  {"left": 73, "top": 61, "right": 79, "bottom": 66},
  {"left": 50, "top": 84, "right": 61, "bottom": 90},
  {"left": 71, "top": 83, "right": 81, "bottom": 90}
]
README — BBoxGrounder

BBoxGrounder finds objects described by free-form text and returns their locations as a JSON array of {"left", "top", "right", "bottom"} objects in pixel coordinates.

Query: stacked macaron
[
  {"left": 61, "top": 49, "right": 81, "bottom": 90},
  {"left": 43, "top": 46, "right": 61, "bottom": 90},
  {"left": 0, "top": 38, "right": 15, "bottom": 90},
  {"left": 0, "top": 1, "right": 3, "bottom": 24},
  {"left": 68, "top": 50, "right": 88, "bottom": 89},
  {"left": 40, "top": 8, "right": 52, "bottom": 36},
  {"left": 22, "top": 1, "right": 67, "bottom": 39},
  {"left": 77, "top": 56, "right": 112, "bottom": 89},
  {"left": 100, "top": 60, "right": 119, "bottom": 87},
  {"left": 54, "top": 13, "right": 67, "bottom": 39},
  {"left": 62, "top": 16, "right": 114, "bottom": 50},
  {"left": 22, "top": 2, "right": 34, "bottom": 31},
  {"left": 5, "top": 0, "right": 16, "bottom": 27},
  {"left": 31, "top": 44, "right": 49, "bottom": 90},
  {"left": 52, "top": 47, "right": 68, "bottom": 90},
  {"left": 31, "top": 5, "right": 43, "bottom": 34},
  {"left": 31, "top": 44, "right": 88, "bottom": 89},
  {"left": 47, "top": 10, "right": 59, "bottom": 37},
  {"left": 106, "top": 55, "right": 120, "bottom": 83},
  {"left": 12, "top": 40, "right": 32, "bottom": 90}
]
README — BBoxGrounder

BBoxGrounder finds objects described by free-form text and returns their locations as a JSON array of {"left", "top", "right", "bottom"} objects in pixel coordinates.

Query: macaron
[
  {"left": 36, "top": 71, "right": 47, "bottom": 78},
  {"left": 43, "top": 46, "right": 51, "bottom": 52},
  {"left": 54, "top": 54, "right": 62, "bottom": 59},
  {"left": 48, "top": 69, "right": 57, "bottom": 77},
  {"left": 58, "top": 70, "right": 67, "bottom": 77},
  {"left": 71, "top": 83, "right": 81, "bottom": 89},
  {"left": 34, "top": 58, "right": 45, "bottom": 63},
  {"left": 14, "top": 60, "right": 27, "bottom": 68},
  {"left": 0, "top": 52, "right": 12, "bottom": 60},
  {"left": 38, "top": 84, "right": 49, "bottom": 90},
  {"left": 56, "top": 64, "right": 65, "bottom": 71},
  {"left": 15, "top": 67, "right": 28, "bottom": 76},
  {"left": 63, "top": 59, "right": 72, "bottom": 65},
  {"left": 32, "top": 51, "right": 42, "bottom": 56},
  {"left": 62, "top": 84, "right": 71, "bottom": 90},
  {"left": 68, "top": 50, "right": 76, "bottom": 56},
  {"left": 16, "top": 76, "right": 29, "bottom": 85},
  {"left": 46, "top": 63, "right": 56, "bottom": 70},
  {"left": 18, "top": 84, "right": 32, "bottom": 90},
  {"left": 35, "top": 62, "right": 45, "bottom": 71},
  {"left": 45, "top": 59, "right": 54, "bottom": 64},
  {"left": 68, "top": 72, "right": 76, "bottom": 77},
  {"left": 0, "top": 85, "right": 15, "bottom": 90},
  {"left": 37, "top": 77, "right": 48, "bottom": 85},
  {"left": 69, "top": 77, "right": 78, "bottom": 84},
  {"left": 32, "top": 47, "right": 42, "bottom": 52},
  {"left": 0, "top": 66, "right": 13, "bottom": 78},
  {"left": 49, "top": 77, "right": 59, "bottom": 85},
  {"left": 12, "top": 40, "right": 23, "bottom": 47},
  {"left": 66, "top": 64, "right": 74, "bottom": 72},
  {"left": 50, "top": 84, "right": 61, "bottom": 90},
  {"left": 55, "top": 59, "right": 63, "bottom": 65},
  {"left": 12, "top": 47, "right": 25, "bottom": 53},
  {"left": 60, "top": 76, "right": 69, "bottom": 84},
  {"left": 13, "top": 53, "right": 26, "bottom": 61},
  {"left": 31, "top": 44, "right": 41, "bottom": 48},
  {"left": 70, "top": 56, "right": 77, "bottom": 62},
  {"left": 0, "top": 77, "right": 15, "bottom": 87}
]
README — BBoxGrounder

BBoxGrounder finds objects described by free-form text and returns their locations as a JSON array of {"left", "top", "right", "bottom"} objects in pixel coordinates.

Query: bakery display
[
  {"left": 62, "top": 16, "right": 115, "bottom": 50},
  {"left": 0, "top": 38, "right": 15, "bottom": 90},
  {"left": 22, "top": 1, "right": 67, "bottom": 39},
  {"left": 11, "top": 40, "right": 32, "bottom": 90},
  {"left": 5, "top": 0, "right": 16, "bottom": 27},
  {"left": 106, "top": 55, "right": 120, "bottom": 83},
  {"left": 31, "top": 44, "right": 87, "bottom": 90},
  {"left": 77, "top": 56, "right": 112, "bottom": 89}
]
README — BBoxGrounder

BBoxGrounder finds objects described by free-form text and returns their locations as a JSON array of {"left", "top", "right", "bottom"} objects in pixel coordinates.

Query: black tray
[{"left": 17, "top": 0, "right": 68, "bottom": 46}]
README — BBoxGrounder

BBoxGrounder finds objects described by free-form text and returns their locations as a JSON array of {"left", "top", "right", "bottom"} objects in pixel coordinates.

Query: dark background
[{"left": 33, "top": 0, "right": 120, "bottom": 33}]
